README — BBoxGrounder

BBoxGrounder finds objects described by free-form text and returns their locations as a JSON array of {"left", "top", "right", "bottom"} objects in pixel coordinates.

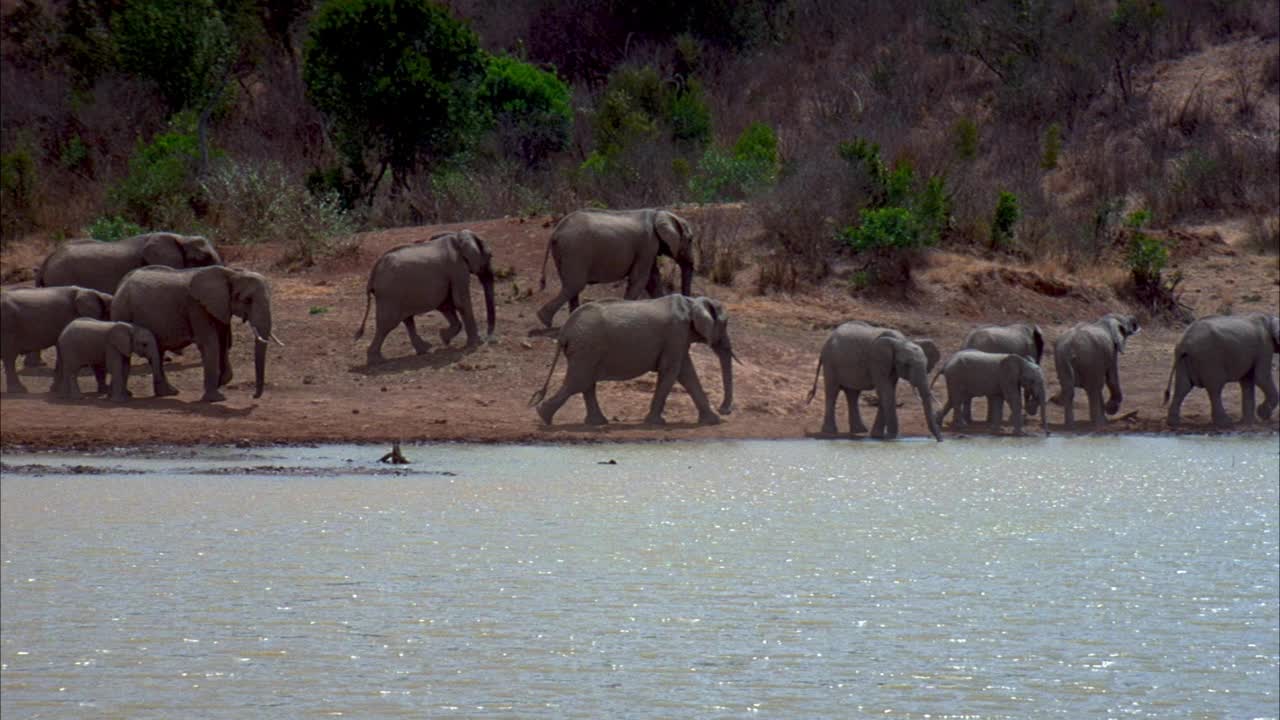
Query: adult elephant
[
  {"left": 529, "top": 295, "right": 734, "bottom": 426},
  {"left": 932, "top": 350, "right": 1048, "bottom": 435},
  {"left": 111, "top": 266, "right": 279, "bottom": 402},
  {"left": 1053, "top": 313, "right": 1140, "bottom": 429},
  {"left": 536, "top": 208, "right": 695, "bottom": 328},
  {"left": 37, "top": 232, "right": 222, "bottom": 293},
  {"left": 805, "top": 321, "right": 943, "bottom": 441},
  {"left": 1164, "top": 313, "right": 1280, "bottom": 427},
  {"left": 1, "top": 286, "right": 114, "bottom": 393},
  {"left": 354, "top": 230, "right": 496, "bottom": 365},
  {"left": 957, "top": 321, "right": 1046, "bottom": 424}
]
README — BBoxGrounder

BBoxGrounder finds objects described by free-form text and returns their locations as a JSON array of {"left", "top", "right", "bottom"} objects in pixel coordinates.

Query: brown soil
[{"left": 2, "top": 207, "right": 1277, "bottom": 450}]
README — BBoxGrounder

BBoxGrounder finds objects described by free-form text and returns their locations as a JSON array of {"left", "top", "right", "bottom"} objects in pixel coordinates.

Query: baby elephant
[
  {"left": 54, "top": 319, "right": 162, "bottom": 402},
  {"left": 933, "top": 350, "right": 1048, "bottom": 435}
]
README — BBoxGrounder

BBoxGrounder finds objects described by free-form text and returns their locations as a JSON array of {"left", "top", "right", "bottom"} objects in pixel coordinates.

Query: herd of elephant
[{"left": 1, "top": 207, "right": 1277, "bottom": 440}]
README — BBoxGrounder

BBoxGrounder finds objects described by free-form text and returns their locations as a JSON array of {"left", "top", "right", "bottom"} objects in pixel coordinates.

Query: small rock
[
  {"left": 302, "top": 375, "right": 315, "bottom": 385},
  {"left": 352, "top": 409, "right": 360, "bottom": 414},
  {"left": 520, "top": 340, "right": 534, "bottom": 350},
  {"left": 381, "top": 386, "right": 388, "bottom": 392}
]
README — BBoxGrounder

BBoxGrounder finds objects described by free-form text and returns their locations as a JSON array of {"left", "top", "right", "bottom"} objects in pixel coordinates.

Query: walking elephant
[
  {"left": 1164, "top": 313, "right": 1280, "bottom": 427},
  {"left": 805, "top": 321, "right": 943, "bottom": 441},
  {"left": 1052, "top": 313, "right": 1140, "bottom": 429},
  {"left": 1, "top": 286, "right": 114, "bottom": 393},
  {"left": 354, "top": 230, "right": 496, "bottom": 365},
  {"left": 957, "top": 321, "right": 1046, "bottom": 424},
  {"left": 932, "top": 350, "right": 1048, "bottom": 436},
  {"left": 536, "top": 208, "right": 695, "bottom": 327},
  {"left": 529, "top": 295, "right": 734, "bottom": 426},
  {"left": 111, "top": 266, "right": 279, "bottom": 402},
  {"left": 53, "top": 319, "right": 162, "bottom": 402}
]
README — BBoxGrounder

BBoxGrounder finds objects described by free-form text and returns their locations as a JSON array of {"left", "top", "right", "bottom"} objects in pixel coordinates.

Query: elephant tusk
[
  {"left": 270, "top": 333, "right": 285, "bottom": 347},
  {"left": 730, "top": 349, "right": 744, "bottom": 366}
]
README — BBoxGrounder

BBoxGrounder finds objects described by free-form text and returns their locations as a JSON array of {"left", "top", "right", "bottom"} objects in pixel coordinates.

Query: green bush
[
  {"left": 0, "top": 146, "right": 37, "bottom": 243},
  {"left": 585, "top": 64, "right": 712, "bottom": 182},
  {"left": 837, "top": 136, "right": 952, "bottom": 253},
  {"left": 108, "top": 113, "right": 206, "bottom": 228},
  {"left": 991, "top": 191, "right": 1021, "bottom": 248},
  {"left": 667, "top": 78, "right": 712, "bottom": 148},
  {"left": 479, "top": 53, "right": 573, "bottom": 166},
  {"left": 304, "top": 0, "right": 487, "bottom": 201},
  {"left": 689, "top": 122, "right": 779, "bottom": 202},
  {"left": 112, "top": 0, "right": 234, "bottom": 113},
  {"left": 841, "top": 206, "right": 925, "bottom": 251},
  {"left": 1124, "top": 209, "right": 1166, "bottom": 286},
  {"left": 87, "top": 216, "right": 144, "bottom": 242}
]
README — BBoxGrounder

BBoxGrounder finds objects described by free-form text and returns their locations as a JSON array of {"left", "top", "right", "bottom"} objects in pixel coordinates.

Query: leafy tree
[
  {"left": 991, "top": 190, "right": 1021, "bottom": 247},
  {"left": 113, "top": 0, "right": 235, "bottom": 114},
  {"left": 304, "top": 0, "right": 487, "bottom": 203},
  {"left": 479, "top": 53, "right": 573, "bottom": 166},
  {"left": 690, "top": 122, "right": 779, "bottom": 202}
]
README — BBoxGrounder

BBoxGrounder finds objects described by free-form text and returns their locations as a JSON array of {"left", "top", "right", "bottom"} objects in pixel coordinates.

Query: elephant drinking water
[{"left": 932, "top": 349, "right": 1048, "bottom": 436}]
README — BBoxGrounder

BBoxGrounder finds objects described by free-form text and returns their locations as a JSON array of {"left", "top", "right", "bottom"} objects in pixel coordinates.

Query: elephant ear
[
  {"left": 689, "top": 297, "right": 717, "bottom": 344},
  {"left": 107, "top": 323, "right": 133, "bottom": 357},
  {"left": 141, "top": 233, "right": 184, "bottom": 267},
  {"left": 872, "top": 334, "right": 901, "bottom": 379},
  {"left": 1103, "top": 316, "right": 1129, "bottom": 355},
  {"left": 1265, "top": 315, "right": 1280, "bottom": 351},
  {"left": 73, "top": 289, "right": 107, "bottom": 319},
  {"left": 190, "top": 267, "right": 232, "bottom": 324},
  {"left": 1031, "top": 325, "right": 1045, "bottom": 364},
  {"left": 654, "top": 211, "right": 684, "bottom": 260},
  {"left": 914, "top": 338, "right": 941, "bottom": 374}
]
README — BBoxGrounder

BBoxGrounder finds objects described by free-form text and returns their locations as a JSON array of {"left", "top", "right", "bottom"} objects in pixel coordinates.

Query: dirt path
[{"left": 2, "top": 210, "right": 1277, "bottom": 450}]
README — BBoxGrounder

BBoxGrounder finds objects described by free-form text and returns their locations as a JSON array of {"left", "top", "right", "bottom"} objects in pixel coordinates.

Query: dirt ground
[{"left": 2, "top": 205, "right": 1277, "bottom": 451}]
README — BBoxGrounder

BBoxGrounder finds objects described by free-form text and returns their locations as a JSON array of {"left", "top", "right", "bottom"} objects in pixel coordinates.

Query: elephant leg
[
  {"left": 935, "top": 394, "right": 956, "bottom": 429},
  {"left": 438, "top": 300, "right": 463, "bottom": 347},
  {"left": 3, "top": 353, "right": 28, "bottom": 394},
  {"left": 819, "top": 369, "right": 839, "bottom": 434},
  {"left": 22, "top": 350, "right": 44, "bottom": 368},
  {"left": 192, "top": 318, "right": 226, "bottom": 403},
  {"left": 1256, "top": 363, "right": 1280, "bottom": 420},
  {"left": 987, "top": 395, "right": 1005, "bottom": 429},
  {"left": 108, "top": 351, "right": 130, "bottom": 402},
  {"left": 676, "top": 353, "right": 720, "bottom": 425},
  {"left": 959, "top": 398, "right": 973, "bottom": 426},
  {"left": 1008, "top": 393, "right": 1024, "bottom": 435},
  {"left": 848, "top": 391, "right": 869, "bottom": 433},
  {"left": 217, "top": 323, "right": 232, "bottom": 387},
  {"left": 643, "top": 357, "right": 684, "bottom": 426},
  {"left": 1239, "top": 376, "right": 1257, "bottom": 425},
  {"left": 870, "top": 383, "right": 898, "bottom": 439},
  {"left": 568, "top": 293, "right": 581, "bottom": 312},
  {"left": 582, "top": 385, "right": 608, "bottom": 426},
  {"left": 1206, "top": 381, "right": 1231, "bottom": 427},
  {"left": 150, "top": 352, "right": 180, "bottom": 397},
  {"left": 1060, "top": 380, "right": 1076, "bottom": 429},
  {"left": 92, "top": 364, "right": 108, "bottom": 395},
  {"left": 402, "top": 316, "right": 432, "bottom": 356},
  {"left": 365, "top": 303, "right": 403, "bottom": 364},
  {"left": 644, "top": 264, "right": 661, "bottom": 298},
  {"left": 536, "top": 281, "right": 583, "bottom": 328},
  {"left": 624, "top": 262, "right": 650, "bottom": 300},
  {"left": 537, "top": 362, "right": 591, "bottom": 425},
  {"left": 1166, "top": 366, "right": 1194, "bottom": 427},
  {"left": 1086, "top": 386, "right": 1106, "bottom": 429},
  {"left": 64, "top": 364, "right": 82, "bottom": 400},
  {"left": 449, "top": 277, "right": 481, "bottom": 348},
  {"left": 1104, "top": 362, "right": 1123, "bottom": 415}
]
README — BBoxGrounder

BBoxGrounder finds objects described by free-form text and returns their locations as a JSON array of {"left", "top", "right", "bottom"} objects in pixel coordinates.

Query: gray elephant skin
[
  {"left": 958, "top": 321, "right": 1046, "bottom": 425},
  {"left": 54, "top": 319, "right": 162, "bottom": 402},
  {"left": 806, "top": 321, "right": 944, "bottom": 441},
  {"left": 1164, "top": 313, "right": 1280, "bottom": 427},
  {"left": 111, "top": 266, "right": 278, "bottom": 402},
  {"left": 529, "top": 295, "right": 734, "bottom": 426},
  {"left": 536, "top": 208, "right": 695, "bottom": 327},
  {"left": 1053, "top": 313, "right": 1140, "bottom": 429},
  {"left": 933, "top": 350, "right": 1048, "bottom": 436},
  {"left": 37, "top": 232, "right": 222, "bottom": 294},
  {"left": 1, "top": 286, "right": 114, "bottom": 393},
  {"left": 355, "top": 230, "right": 496, "bottom": 365}
]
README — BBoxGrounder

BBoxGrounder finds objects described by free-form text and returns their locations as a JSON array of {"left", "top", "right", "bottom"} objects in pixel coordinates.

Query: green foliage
[
  {"left": 991, "top": 191, "right": 1021, "bottom": 247},
  {"left": 667, "top": 79, "right": 713, "bottom": 147},
  {"left": 309, "top": 305, "right": 330, "bottom": 315},
  {"left": 1040, "top": 123, "right": 1062, "bottom": 170},
  {"left": 584, "top": 64, "right": 713, "bottom": 181},
  {"left": 0, "top": 145, "right": 38, "bottom": 243},
  {"left": 113, "top": 0, "right": 235, "bottom": 113},
  {"left": 479, "top": 53, "right": 573, "bottom": 166},
  {"left": 304, "top": 0, "right": 487, "bottom": 196},
  {"left": 59, "top": 135, "right": 90, "bottom": 173},
  {"left": 1124, "top": 208, "right": 1167, "bottom": 286},
  {"left": 86, "top": 215, "right": 144, "bottom": 242},
  {"left": 108, "top": 113, "right": 207, "bottom": 228},
  {"left": 952, "top": 117, "right": 978, "bottom": 160},
  {"left": 841, "top": 207, "right": 925, "bottom": 251},
  {"left": 690, "top": 122, "right": 780, "bottom": 202}
]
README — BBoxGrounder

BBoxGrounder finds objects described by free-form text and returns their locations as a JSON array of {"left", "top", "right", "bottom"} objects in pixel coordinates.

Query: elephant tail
[
  {"left": 539, "top": 236, "right": 554, "bottom": 291},
  {"left": 528, "top": 341, "right": 562, "bottom": 407},
  {"left": 804, "top": 356, "right": 823, "bottom": 404},
  {"left": 354, "top": 288, "right": 373, "bottom": 341}
]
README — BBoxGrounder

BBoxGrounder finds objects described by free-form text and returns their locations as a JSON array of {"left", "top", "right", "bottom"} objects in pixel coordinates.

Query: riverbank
[{"left": 2, "top": 210, "right": 1278, "bottom": 451}]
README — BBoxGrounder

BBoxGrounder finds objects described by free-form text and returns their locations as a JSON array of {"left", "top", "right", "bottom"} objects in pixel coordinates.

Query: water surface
[{"left": 3, "top": 437, "right": 1277, "bottom": 718}]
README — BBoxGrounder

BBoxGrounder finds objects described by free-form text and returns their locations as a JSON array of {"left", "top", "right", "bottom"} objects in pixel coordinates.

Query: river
[{"left": 2, "top": 437, "right": 1277, "bottom": 718}]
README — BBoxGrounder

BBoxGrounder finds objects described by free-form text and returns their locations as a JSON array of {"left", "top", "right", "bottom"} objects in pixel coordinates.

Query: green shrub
[
  {"left": 113, "top": 0, "right": 235, "bottom": 113},
  {"left": 585, "top": 64, "right": 712, "bottom": 182},
  {"left": 689, "top": 122, "right": 780, "bottom": 202},
  {"left": 108, "top": 113, "right": 206, "bottom": 228},
  {"left": 87, "top": 216, "right": 144, "bottom": 242},
  {"left": 836, "top": 136, "right": 952, "bottom": 255},
  {"left": 479, "top": 53, "right": 573, "bottom": 166},
  {"left": 60, "top": 135, "right": 90, "bottom": 173},
  {"left": 667, "top": 79, "right": 712, "bottom": 148},
  {"left": 991, "top": 191, "right": 1021, "bottom": 248},
  {"left": 1127, "top": 231, "right": 1168, "bottom": 285},
  {"left": 0, "top": 146, "right": 37, "bottom": 244},
  {"left": 841, "top": 207, "right": 923, "bottom": 251}
]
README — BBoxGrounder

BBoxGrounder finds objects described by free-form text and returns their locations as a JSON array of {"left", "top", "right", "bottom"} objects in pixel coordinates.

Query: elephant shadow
[
  {"left": 526, "top": 326, "right": 559, "bottom": 338},
  {"left": 546, "top": 420, "right": 711, "bottom": 433},
  {"left": 805, "top": 430, "right": 872, "bottom": 440},
  {"left": 45, "top": 393, "right": 258, "bottom": 418},
  {"left": 353, "top": 346, "right": 473, "bottom": 375}
]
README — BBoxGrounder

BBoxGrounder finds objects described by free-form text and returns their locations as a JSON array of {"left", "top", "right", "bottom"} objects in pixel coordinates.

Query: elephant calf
[
  {"left": 1164, "top": 313, "right": 1280, "bottom": 428},
  {"left": 1, "top": 286, "right": 114, "bottom": 394},
  {"left": 53, "top": 319, "right": 162, "bottom": 402},
  {"left": 805, "top": 321, "right": 943, "bottom": 441},
  {"left": 933, "top": 350, "right": 1048, "bottom": 435},
  {"left": 958, "top": 322, "right": 1045, "bottom": 425},
  {"left": 529, "top": 295, "right": 734, "bottom": 426}
]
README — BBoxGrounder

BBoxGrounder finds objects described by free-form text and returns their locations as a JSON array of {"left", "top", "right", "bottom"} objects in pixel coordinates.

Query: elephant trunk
[
  {"left": 480, "top": 270, "right": 496, "bottom": 338},
  {"left": 250, "top": 304, "right": 272, "bottom": 399},
  {"left": 916, "top": 380, "right": 943, "bottom": 442},
  {"left": 679, "top": 260, "right": 693, "bottom": 297},
  {"left": 715, "top": 341, "right": 734, "bottom": 415}
]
